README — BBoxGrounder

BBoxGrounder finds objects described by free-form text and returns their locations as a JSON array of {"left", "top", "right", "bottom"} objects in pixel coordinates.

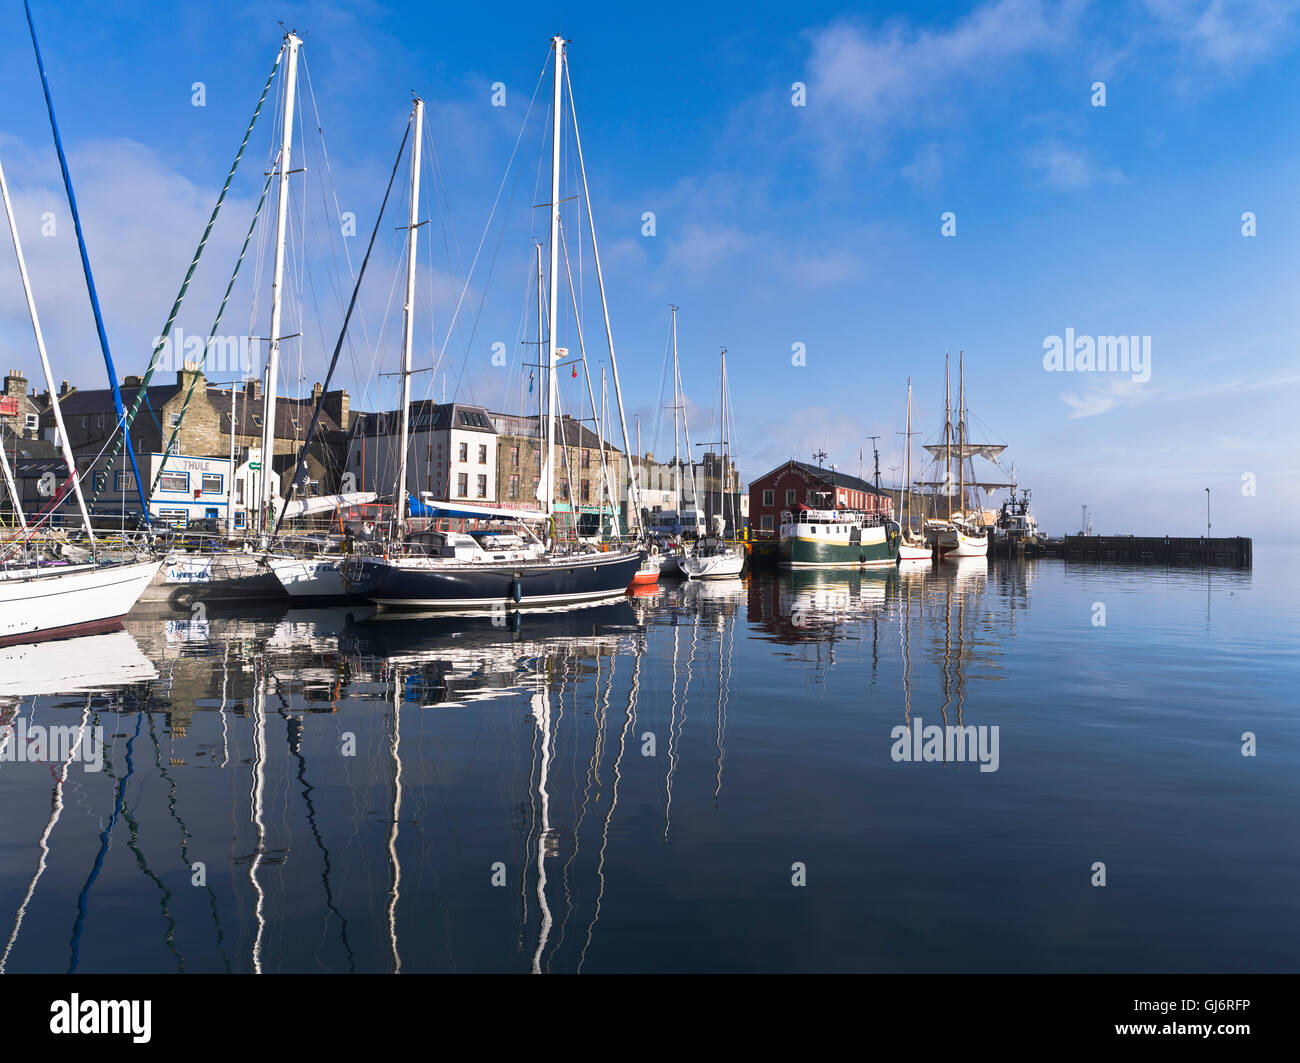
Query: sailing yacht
[
  {"left": 680, "top": 349, "right": 744, "bottom": 580},
  {"left": 898, "top": 378, "right": 931, "bottom": 562},
  {"left": 0, "top": 144, "right": 160, "bottom": 646},
  {"left": 341, "top": 37, "right": 642, "bottom": 610}
]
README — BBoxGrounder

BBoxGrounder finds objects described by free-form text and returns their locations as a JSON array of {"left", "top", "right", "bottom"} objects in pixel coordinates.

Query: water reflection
[{"left": 0, "top": 555, "right": 1281, "bottom": 973}]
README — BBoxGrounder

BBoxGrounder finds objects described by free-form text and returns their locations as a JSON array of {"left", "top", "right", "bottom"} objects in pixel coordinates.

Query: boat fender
[
  {"left": 509, "top": 609, "right": 522, "bottom": 633},
  {"left": 510, "top": 577, "right": 523, "bottom": 603}
]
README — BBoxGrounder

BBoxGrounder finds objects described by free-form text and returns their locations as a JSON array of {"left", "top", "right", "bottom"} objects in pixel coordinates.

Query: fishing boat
[
  {"left": 0, "top": 131, "right": 161, "bottom": 645},
  {"left": 779, "top": 506, "right": 899, "bottom": 567},
  {"left": 680, "top": 349, "right": 744, "bottom": 580}
]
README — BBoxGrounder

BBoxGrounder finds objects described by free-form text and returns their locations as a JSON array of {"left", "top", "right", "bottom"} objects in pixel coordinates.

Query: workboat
[{"left": 779, "top": 506, "right": 899, "bottom": 567}]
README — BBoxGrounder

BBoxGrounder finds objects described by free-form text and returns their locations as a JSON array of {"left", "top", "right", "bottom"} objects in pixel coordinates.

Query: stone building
[
  {"left": 0, "top": 369, "right": 48, "bottom": 441},
  {"left": 491, "top": 412, "right": 624, "bottom": 534},
  {"left": 35, "top": 365, "right": 350, "bottom": 522}
]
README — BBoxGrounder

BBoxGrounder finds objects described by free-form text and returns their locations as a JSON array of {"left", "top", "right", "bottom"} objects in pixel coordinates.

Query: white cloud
[
  {"left": 1142, "top": 0, "right": 1300, "bottom": 67},
  {"left": 1025, "top": 142, "right": 1125, "bottom": 190},
  {"left": 803, "top": 0, "right": 1079, "bottom": 128}
]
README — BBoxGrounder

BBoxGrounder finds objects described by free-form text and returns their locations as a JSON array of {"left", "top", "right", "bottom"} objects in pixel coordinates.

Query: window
[
  {"left": 236, "top": 479, "right": 244, "bottom": 504},
  {"left": 763, "top": 489, "right": 774, "bottom": 506},
  {"left": 458, "top": 442, "right": 467, "bottom": 462},
  {"left": 457, "top": 472, "right": 468, "bottom": 497},
  {"left": 81, "top": 416, "right": 88, "bottom": 430},
  {"left": 170, "top": 412, "right": 182, "bottom": 428},
  {"left": 202, "top": 473, "right": 223, "bottom": 494},
  {"left": 478, "top": 444, "right": 487, "bottom": 464},
  {"left": 508, "top": 474, "right": 519, "bottom": 500},
  {"left": 116, "top": 471, "right": 135, "bottom": 492},
  {"left": 24, "top": 413, "right": 38, "bottom": 433},
  {"left": 235, "top": 510, "right": 246, "bottom": 528},
  {"left": 476, "top": 474, "right": 487, "bottom": 498},
  {"left": 159, "top": 471, "right": 189, "bottom": 492},
  {"left": 581, "top": 479, "right": 590, "bottom": 502},
  {"left": 96, "top": 413, "right": 104, "bottom": 429},
  {"left": 158, "top": 508, "right": 187, "bottom": 525},
  {"left": 785, "top": 489, "right": 797, "bottom": 505},
  {"left": 510, "top": 445, "right": 519, "bottom": 467},
  {"left": 581, "top": 449, "right": 590, "bottom": 469},
  {"left": 761, "top": 515, "right": 774, "bottom": 531}
]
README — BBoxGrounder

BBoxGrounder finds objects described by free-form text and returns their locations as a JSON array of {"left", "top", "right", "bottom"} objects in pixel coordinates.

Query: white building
[
  {"left": 74, "top": 451, "right": 276, "bottom": 528},
  {"left": 343, "top": 401, "right": 498, "bottom": 505}
]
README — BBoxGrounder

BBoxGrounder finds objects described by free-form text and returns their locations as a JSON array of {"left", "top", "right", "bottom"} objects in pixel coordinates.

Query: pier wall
[{"left": 1058, "top": 534, "right": 1252, "bottom": 567}]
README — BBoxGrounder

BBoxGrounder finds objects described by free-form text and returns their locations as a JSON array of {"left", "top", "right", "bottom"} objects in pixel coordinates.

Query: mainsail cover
[{"left": 281, "top": 491, "right": 377, "bottom": 519}]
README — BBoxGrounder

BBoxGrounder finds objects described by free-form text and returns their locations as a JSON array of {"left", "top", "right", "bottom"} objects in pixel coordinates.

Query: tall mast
[
  {"left": 226, "top": 383, "right": 237, "bottom": 536},
  {"left": 24, "top": 0, "right": 148, "bottom": 523},
  {"left": 545, "top": 36, "right": 564, "bottom": 532},
  {"left": 0, "top": 154, "right": 95, "bottom": 547},
  {"left": 563, "top": 55, "right": 642, "bottom": 537},
  {"left": 258, "top": 31, "right": 301, "bottom": 535},
  {"left": 678, "top": 344, "right": 700, "bottom": 525},
  {"left": 958, "top": 350, "right": 966, "bottom": 520},
  {"left": 671, "top": 306, "right": 681, "bottom": 517},
  {"left": 534, "top": 243, "right": 547, "bottom": 515},
  {"left": 600, "top": 365, "right": 609, "bottom": 533},
  {"left": 394, "top": 96, "right": 424, "bottom": 537},
  {"left": 944, "top": 352, "right": 952, "bottom": 520},
  {"left": 719, "top": 348, "right": 729, "bottom": 535},
  {"left": 904, "top": 378, "right": 913, "bottom": 535}
]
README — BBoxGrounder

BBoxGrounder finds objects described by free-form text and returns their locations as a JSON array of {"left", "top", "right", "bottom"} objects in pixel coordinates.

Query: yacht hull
[
  {"left": 343, "top": 550, "right": 643, "bottom": 609},
  {"left": 0, "top": 559, "right": 162, "bottom": 646}
]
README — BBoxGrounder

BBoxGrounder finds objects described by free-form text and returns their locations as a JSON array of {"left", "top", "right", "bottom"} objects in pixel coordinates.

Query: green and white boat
[{"left": 779, "top": 506, "right": 899, "bottom": 568}]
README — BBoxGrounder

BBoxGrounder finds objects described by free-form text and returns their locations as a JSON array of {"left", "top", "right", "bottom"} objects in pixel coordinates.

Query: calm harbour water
[{"left": 0, "top": 550, "right": 1296, "bottom": 973}]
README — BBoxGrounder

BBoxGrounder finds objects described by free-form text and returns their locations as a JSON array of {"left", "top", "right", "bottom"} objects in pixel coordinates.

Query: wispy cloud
[
  {"left": 1061, "top": 368, "right": 1300, "bottom": 418},
  {"left": 1025, "top": 142, "right": 1126, "bottom": 190},
  {"left": 1142, "top": 0, "right": 1300, "bottom": 67},
  {"left": 802, "top": 0, "right": 1079, "bottom": 130}
]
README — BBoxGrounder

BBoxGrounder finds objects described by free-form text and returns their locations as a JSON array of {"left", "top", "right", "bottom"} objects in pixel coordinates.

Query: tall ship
[{"left": 918, "top": 352, "right": 1012, "bottom": 560}]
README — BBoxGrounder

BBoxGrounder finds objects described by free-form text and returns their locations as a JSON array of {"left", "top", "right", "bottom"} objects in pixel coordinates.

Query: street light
[{"left": 1205, "top": 487, "right": 1211, "bottom": 538}]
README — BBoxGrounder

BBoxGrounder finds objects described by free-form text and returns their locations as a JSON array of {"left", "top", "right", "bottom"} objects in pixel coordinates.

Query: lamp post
[{"left": 1205, "top": 487, "right": 1210, "bottom": 538}]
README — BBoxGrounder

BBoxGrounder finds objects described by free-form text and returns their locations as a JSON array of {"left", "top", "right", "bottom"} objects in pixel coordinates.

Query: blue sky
[{"left": 0, "top": 0, "right": 1298, "bottom": 539}]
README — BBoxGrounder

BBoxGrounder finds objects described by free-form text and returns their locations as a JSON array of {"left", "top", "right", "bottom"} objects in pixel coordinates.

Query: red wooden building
[{"left": 748, "top": 459, "right": 893, "bottom": 538}]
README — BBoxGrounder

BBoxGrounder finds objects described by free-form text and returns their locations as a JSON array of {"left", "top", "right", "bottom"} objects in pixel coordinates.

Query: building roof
[
  {"left": 350, "top": 401, "right": 496, "bottom": 438},
  {"left": 215, "top": 388, "right": 341, "bottom": 439},
  {"left": 42, "top": 381, "right": 342, "bottom": 441},
  {"left": 751, "top": 459, "right": 890, "bottom": 497}
]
